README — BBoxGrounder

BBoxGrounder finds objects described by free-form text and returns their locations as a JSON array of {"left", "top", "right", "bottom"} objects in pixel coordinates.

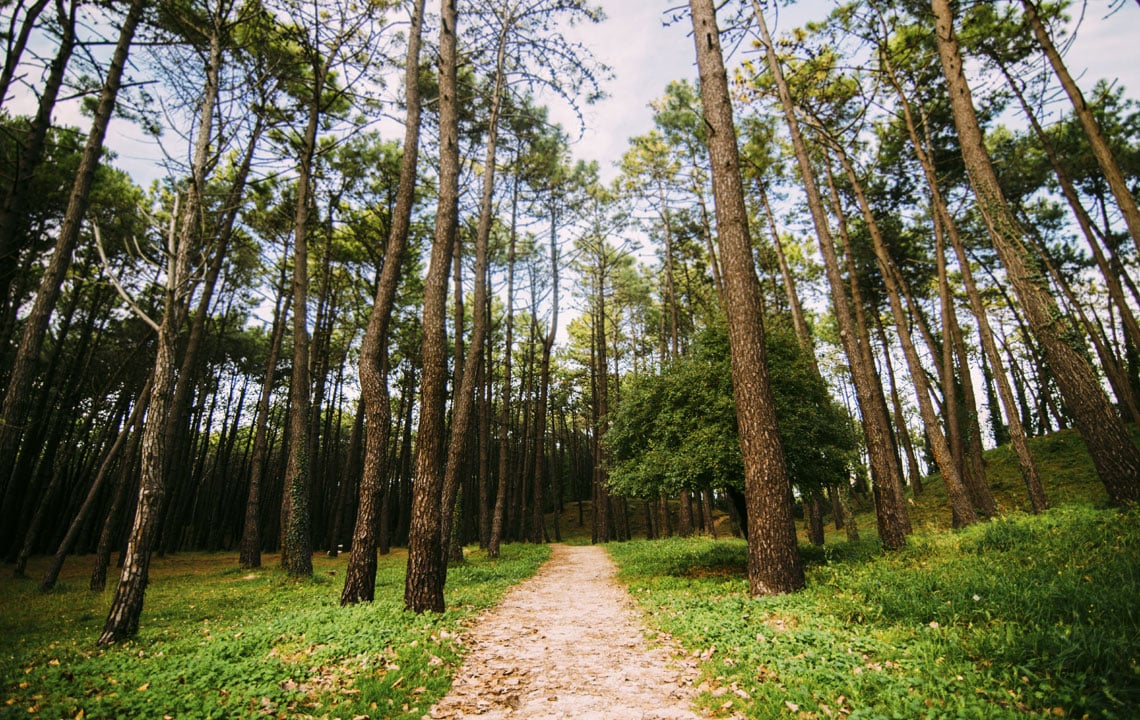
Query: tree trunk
[
  {"left": 280, "top": 56, "right": 330, "bottom": 578},
  {"left": 691, "top": 0, "right": 805, "bottom": 595},
  {"left": 530, "top": 196, "right": 557, "bottom": 544},
  {"left": 880, "top": 51, "right": 1048, "bottom": 512},
  {"left": 239, "top": 268, "right": 291, "bottom": 568},
  {"left": 750, "top": 0, "right": 909, "bottom": 548},
  {"left": 759, "top": 185, "right": 817, "bottom": 372},
  {"left": 89, "top": 427, "right": 141, "bottom": 592},
  {"left": 827, "top": 147, "right": 977, "bottom": 527},
  {"left": 1020, "top": 0, "right": 1140, "bottom": 254},
  {"left": 99, "top": 194, "right": 196, "bottom": 647},
  {"left": 936, "top": 221, "right": 995, "bottom": 516},
  {"left": 875, "top": 316, "right": 923, "bottom": 494},
  {"left": 341, "top": 0, "right": 425, "bottom": 604},
  {"left": 489, "top": 186, "right": 517, "bottom": 559},
  {"left": 405, "top": 0, "right": 459, "bottom": 614},
  {"left": 933, "top": 0, "right": 1140, "bottom": 506},
  {"left": 438, "top": 23, "right": 508, "bottom": 574}
]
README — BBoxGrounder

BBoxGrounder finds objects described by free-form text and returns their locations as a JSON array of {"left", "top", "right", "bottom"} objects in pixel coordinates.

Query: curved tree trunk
[{"left": 0, "top": 0, "right": 145, "bottom": 526}]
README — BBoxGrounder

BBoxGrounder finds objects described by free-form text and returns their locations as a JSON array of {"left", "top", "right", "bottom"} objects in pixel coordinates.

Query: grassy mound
[{"left": 0, "top": 544, "right": 548, "bottom": 719}]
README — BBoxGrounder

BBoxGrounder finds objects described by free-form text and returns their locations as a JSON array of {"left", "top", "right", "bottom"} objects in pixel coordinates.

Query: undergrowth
[
  {"left": 609, "top": 505, "right": 1140, "bottom": 720},
  {"left": 0, "top": 544, "right": 549, "bottom": 719}
]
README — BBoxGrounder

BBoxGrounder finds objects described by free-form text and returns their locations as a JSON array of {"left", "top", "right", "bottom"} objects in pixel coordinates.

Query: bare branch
[{"left": 93, "top": 223, "right": 160, "bottom": 333}]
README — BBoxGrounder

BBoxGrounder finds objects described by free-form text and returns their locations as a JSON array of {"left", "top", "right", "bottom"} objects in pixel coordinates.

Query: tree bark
[
  {"left": 691, "top": 0, "right": 804, "bottom": 595},
  {"left": 341, "top": 0, "right": 425, "bottom": 605},
  {"left": 405, "top": 0, "right": 459, "bottom": 613},
  {"left": 438, "top": 13, "right": 512, "bottom": 575},
  {"left": 99, "top": 198, "right": 196, "bottom": 645}
]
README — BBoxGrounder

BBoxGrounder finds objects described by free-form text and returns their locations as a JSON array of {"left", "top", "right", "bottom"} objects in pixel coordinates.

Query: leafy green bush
[{"left": 0, "top": 544, "right": 548, "bottom": 719}]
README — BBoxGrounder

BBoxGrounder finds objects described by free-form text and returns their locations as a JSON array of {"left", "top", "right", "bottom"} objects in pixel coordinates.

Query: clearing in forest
[{"left": 429, "top": 544, "right": 705, "bottom": 720}]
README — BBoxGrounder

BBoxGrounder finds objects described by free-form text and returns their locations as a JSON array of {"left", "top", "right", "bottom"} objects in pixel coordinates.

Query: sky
[
  {"left": 550, "top": 0, "right": 1140, "bottom": 183},
  {"left": 38, "top": 1, "right": 1139, "bottom": 192}
]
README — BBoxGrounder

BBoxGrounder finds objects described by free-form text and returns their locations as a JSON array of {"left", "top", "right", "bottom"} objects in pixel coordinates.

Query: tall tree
[
  {"left": 689, "top": 0, "right": 803, "bottom": 595},
  {"left": 98, "top": 191, "right": 197, "bottom": 645},
  {"left": 748, "top": 0, "right": 909, "bottom": 547},
  {"left": 932, "top": 0, "right": 1140, "bottom": 506},
  {"left": 341, "top": 0, "right": 426, "bottom": 606},
  {"left": 405, "top": 0, "right": 460, "bottom": 614},
  {"left": 275, "top": 0, "right": 384, "bottom": 576},
  {"left": 868, "top": 12, "right": 1048, "bottom": 512},
  {"left": 0, "top": 0, "right": 146, "bottom": 529}
]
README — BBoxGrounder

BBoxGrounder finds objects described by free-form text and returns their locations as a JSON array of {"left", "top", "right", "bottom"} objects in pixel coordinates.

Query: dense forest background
[{"left": 1, "top": 0, "right": 1138, "bottom": 643}]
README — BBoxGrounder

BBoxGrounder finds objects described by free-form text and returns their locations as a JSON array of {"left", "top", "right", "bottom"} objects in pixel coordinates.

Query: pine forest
[{"left": 1, "top": 0, "right": 1139, "bottom": 718}]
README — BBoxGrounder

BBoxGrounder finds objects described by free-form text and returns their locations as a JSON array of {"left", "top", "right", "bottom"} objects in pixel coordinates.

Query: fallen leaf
[{"left": 786, "top": 701, "right": 800, "bottom": 712}]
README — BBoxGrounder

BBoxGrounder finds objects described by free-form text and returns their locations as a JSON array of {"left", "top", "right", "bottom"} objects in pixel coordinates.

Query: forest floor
[{"left": 428, "top": 543, "right": 708, "bottom": 720}]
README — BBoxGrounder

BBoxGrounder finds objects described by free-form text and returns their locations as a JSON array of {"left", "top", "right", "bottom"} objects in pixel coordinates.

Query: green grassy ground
[
  {"left": 0, "top": 544, "right": 549, "bottom": 719},
  {"left": 611, "top": 505, "right": 1140, "bottom": 719},
  {"left": 607, "top": 430, "right": 1140, "bottom": 719}
]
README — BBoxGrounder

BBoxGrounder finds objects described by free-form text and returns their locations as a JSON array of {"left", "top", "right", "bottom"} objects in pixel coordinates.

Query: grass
[
  {"left": 606, "top": 428, "right": 1140, "bottom": 720},
  {"left": 610, "top": 507, "right": 1140, "bottom": 719},
  {"left": 0, "top": 544, "right": 549, "bottom": 719}
]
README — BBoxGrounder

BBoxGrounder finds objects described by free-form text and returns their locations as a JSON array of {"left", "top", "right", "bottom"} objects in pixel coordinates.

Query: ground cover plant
[
  {"left": 609, "top": 504, "right": 1140, "bottom": 719},
  {"left": 0, "top": 544, "right": 549, "bottom": 719}
]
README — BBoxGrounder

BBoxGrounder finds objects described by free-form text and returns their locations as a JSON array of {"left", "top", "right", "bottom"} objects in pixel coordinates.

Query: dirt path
[{"left": 428, "top": 544, "right": 704, "bottom": 720}]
